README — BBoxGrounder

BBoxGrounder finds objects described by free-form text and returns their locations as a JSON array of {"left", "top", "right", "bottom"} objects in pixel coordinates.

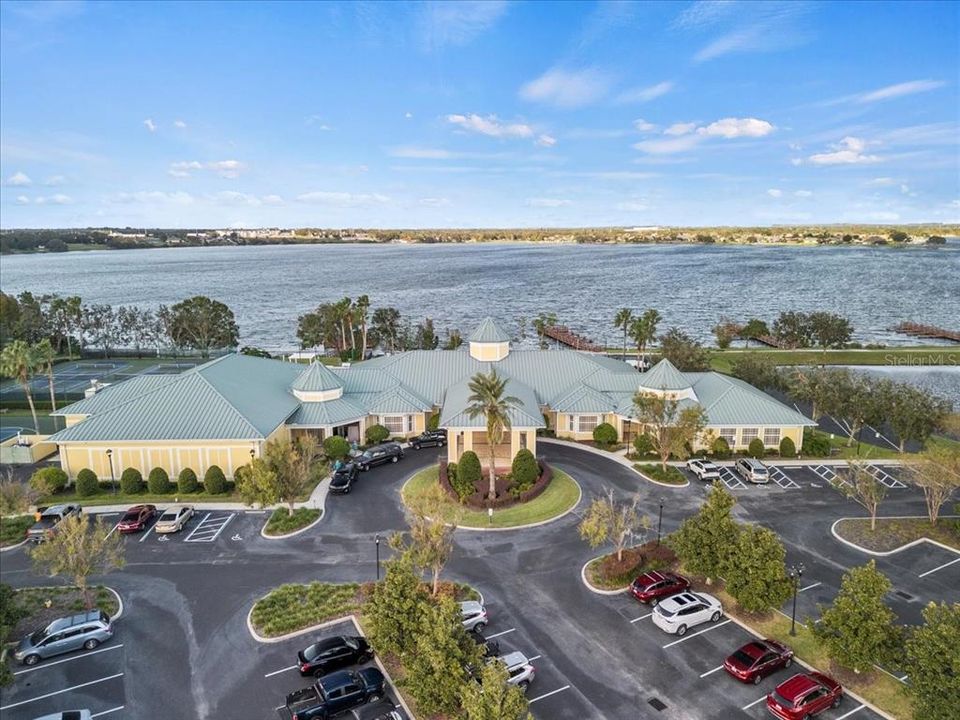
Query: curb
[
  {"left": 830, "top": 516, "right": 960, "bottom": 557},
  {"left": 538, "top": 438, "right": 690, "bottom": 488},
  {"left": 260, "top": 508, "right": 325, "bottom": 540},
  {"left": 105, "top": 586, "right": 124, "bottom": 621},
  {"left": 0, "top": 539, "right": 27, "bottom": 553},
  {"left": 630, "top": 464, "right": 690, "bottom": 489},
  {"left": 579, "top": 557, "right": 630, "bottom": 596}
]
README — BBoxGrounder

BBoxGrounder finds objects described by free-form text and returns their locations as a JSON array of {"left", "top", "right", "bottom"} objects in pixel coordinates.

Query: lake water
[{"left": 2, "top": 242, "right": 958, "bottom": 351}]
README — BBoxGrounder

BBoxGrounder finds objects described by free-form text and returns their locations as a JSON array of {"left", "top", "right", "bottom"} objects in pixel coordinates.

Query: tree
[
  {"left": 465, "top": 370, "right": 520, "bottom": 499},
  {"left": 510, "top": 449, "right": 539, "bottom": 492},
  {"left": 808, "top": 311, "right": 853, "bottom": 361},
  {"left": 47, "top": 295, "right": 82, "bottom": 359},
  {"left": 832, "top": 460, "right": 887, "bottom": 531},
  {"left": 725, "top": 525, "right": 791, "bottom": 613},
  {"left": 75, "top": 468, "right": 99, "bottom": 497},
  {"left": 907, "top": 444, "right": 960, "bottom": 525},
  {"left": 669, "top": 483, "right": 739, "bottom": 584},
  {"left": 880, "top": 380, "right": 951, "bottom": 453},
  {"left": 712, "top": 318, "right": 741, "bottom": 350},
  {"left": 578, "top": 488, "right": 649, "bottom": 562},
  {"left": 402, "top": 484, "right": 459, "bottom": 595},
  {"left": 747, "top": 438, "right": 765, "bottom": 459},
  {"left": 323, "top": 435, "right": 350, "bottom": 461},
  {"left": 167, "top": 296, "right": 239, "bottom": 357},
  {"left": 629, "top": 308, "right": 661, "bottom": 366},
  {"left": 783, "top": 368, "right": 834, "bottom": 422},
  {"left": 592, "top": 422, "right": 618, "bottom": 448},
  {"left": 371, "top": 307, "right": 401, "bottom": 352},
  {"left": 1, "top": 469, "right": 39, "bottom": 515},
  {"left": 177, "top": 467, "right": 199, "bottom": 494},
  {"left": 30, "top": 466, "right": 68, "bottom": 496},
  {"left": 658, "top": 327, "right": 710, "bottom": 371},
  {"left": 779, "top": 436, "right": 796, "bottom": 457},
  {"left": 532, "top": 312, "right": 557, "bottom": 349},
  {"left": 366, "top": 424, "right": 390, "bottom": 444},
  {"left": 82, "top": 303, "right": 118, "bottom": 358},
  {"left": 772, "top": 311, "right": 812, "bottom": 348},
  {"left": 30, "top": 514, "right": 125, "bottom": 609},
  {"left": 33, "top": 338, "right": 58, "bottom": 412},
  {"left": 814, "top": 560, "right": 898, "bottom": 673},
  {"left": 147, "top": 467, "right": 171, "bottom": 494},
  {"left": 904, "top": 602, "right": 960, "bottom": 720},
  {"left": 0, "top": 582, "right": 30, "bottom": 687},
  {"left": 203, "top": 465, "right": 227, "bottom": 494},
  {"left": 416, "top": 318, "right": 440, "bottom": 350},
  {"left": 457, "top": 450, "right": 482, "bottom": 499},
  {"left": 120, "top": 467, "right": 143, "bottom": 494},
  {"left": 443, "top": 328, "right": 463, "bottom": 350},
  {"left": 613, "top": 308, "right": 634, "bottom": 360},
  {"left": 355, "top": 294, "right": 370, "bottom": 359},
  {"left": 0, "top": 292, "right": 22, "bottom": 348},
  {"left": 366, "top": 550, "right": 429, "bottom": 657},
  {"left": 632, "top": 391, "right": 707, "bottom": 471},
  {"left": 739, "top": 318, "right": 770, "bottom": 348},
  {"left": 256, "top": 438, "right": 314, "bottom": 514},
  {"left": 731, "top": 353, "right": 781, "bottom": 391},
  {"left": 236, "top": 457, "right": 278, "bottom": 508},
  {"left": 461, "top": 659, "right": 532, "bottom": 720},
  {"left": 0, "top": 340, "right": 40, "bottom": 432}
]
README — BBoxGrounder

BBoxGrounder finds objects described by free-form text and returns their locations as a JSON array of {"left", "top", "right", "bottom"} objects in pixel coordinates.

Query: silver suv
[
  {"left": 497, "top": 651, "right": 536, "bottom": 692},
  {"left": 459, "top": 600, "right": 488, "bottom": 632},
  {"left": 14, "top": 609, "right": 114, "bottom": 666},
  {"left": 735, "top": 457, "right": 769, "bottom": 484}
]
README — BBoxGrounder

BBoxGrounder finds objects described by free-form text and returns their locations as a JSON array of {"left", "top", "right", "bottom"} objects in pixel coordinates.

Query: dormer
[
  {"left": 468, "top": 317, "right": 511, "bottom": 362},
  {"left": 291, "top": 361, "right": 344, "bottom": 402}
]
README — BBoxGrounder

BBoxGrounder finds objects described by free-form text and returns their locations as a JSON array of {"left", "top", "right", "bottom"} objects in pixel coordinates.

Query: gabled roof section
[
  {"left": 638, "top": 359, "right": 690, "bottom": 391},
  {"left": 439, "top": 374, "right": 545, "bottom": 429},
  {"left": 291, "top": 361, "right": 343, "bottom": 392},
  {"left": 53, "top": 374, "right": 181, "bottom": 416},
  {"left": 469, "top": 317, "right": 511, "bottom": 343},
  {"left": 287, "top": 397, "right": 369, "bottom": 427},
  {"left": 689, "top": 373, "right": 817, "bottom": 427},
  {"left": 549, "top": 384, "right": 616, "bottom": 414}
]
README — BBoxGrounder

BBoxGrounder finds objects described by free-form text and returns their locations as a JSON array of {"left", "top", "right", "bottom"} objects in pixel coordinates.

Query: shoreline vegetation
[{"left": 2, "top": 224, "right": 957, "bottom": 254}]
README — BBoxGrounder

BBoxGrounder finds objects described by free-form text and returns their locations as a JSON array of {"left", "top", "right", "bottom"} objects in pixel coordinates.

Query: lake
[{"left": 1, "top": 242, "right": 958, "bottom": 351}]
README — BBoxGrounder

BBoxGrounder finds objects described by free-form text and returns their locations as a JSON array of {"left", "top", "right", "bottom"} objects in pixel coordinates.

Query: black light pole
[
  {"left": 789, "top": 563, "right": 804, "bottom": 636},
  {"left": 657, "top": 497, "right": 664, "bottom": 545},
  {"left": 106, "top": 449, "right": 116, "bottom": 495},
  {"left": 375, "top": 535, "right": 381, "bottom": 580}
]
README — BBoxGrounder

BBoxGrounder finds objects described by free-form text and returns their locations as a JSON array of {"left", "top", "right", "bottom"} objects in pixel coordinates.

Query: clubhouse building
[{"left": 49, "top": 318, "right": 815, "bottom": 480}]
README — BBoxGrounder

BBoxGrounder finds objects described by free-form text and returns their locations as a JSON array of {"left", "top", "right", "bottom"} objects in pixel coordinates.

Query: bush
[
  {"left": 119, "top": 467, "right": 143, "bottom": 494},
  {"left": 323, "top": 436, "right": 351, "bottom": 461},
  {"left": 147, "top": 467, "right": 171, "bottom": 494},
  {"left": 803, "top": 429, "right": 832, "bottom": 457},
  {"left": 779, "top": 436, "right": 797, "bottom": 457},
  {"left": 510, "top": 449, "right": 539, "bottom": 495},
  {"left": 456, "top": 451, "right": 482, "bottom": 500},
  {"left": 75, "top": 469, "right": 99, "bottom": 497},
  {"left": 592, "top": 422, "right": 618, "bottom": 447},
  {"left": 633, "top": 433, "right": 655, "bottom": 456},
  {"left": 711, "top": 436, "right": 732, "bottom": 459},
  {"left": 634, "top": 464, "right": 687, "bottom": 485},
  {"left": 365, "top": 424, "right": 390, "bottom": 445},
  {"left": 204, "top": 465, "right": 227, "bottom": 494},
  {"left": 427, "top": 413, "right": 440, "bottom": 431},
  {"left": 29, "top": 467, "right": 68, "bottom": 496},
  {"left": 178, "top": 467, "right": 199, "bottom": 494},
  {"left": 747, "top": 438, "right": 765, "bottom": 459}
]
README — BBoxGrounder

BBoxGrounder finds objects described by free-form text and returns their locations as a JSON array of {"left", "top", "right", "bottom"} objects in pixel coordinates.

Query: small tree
[
  {"left": 29, "top": 467, "right": 68, "bottom": 496},
  {"left": 658, "top": 327, "right": 710, "bottom": 371},
  {"left": 177, "top": 467, "right": 199, "bottom": 494},
  {"left": 75, "top": 468, "right": 99, "bottom": 497},
  {"left": 832, "top": 460, "right": 887, "bottom": 531},
  {"left": 578, "top": 488, "right": 649, "bottom": 563},
  {"left": 461, "top": 659, "right": 532, "bottom": 720},
  {"left": 465, "top": 370, "right": 520, "bottom": 498},
  {"left": 0, "top": 469, "right": 39, "bottom": 514},
  {"left": 712, "top": 318, "right": 741, "bottom": 349},
  {"left": 402, "top": 484, "right": 460, "bottom": 595},
  {"left": 323, "top": 435, "right": 351, "bottom": 461},
  {"left": 904, "top": 602, "right": 960, "bottom": 720},
  {"left": 263, "top": 438, "right": 315, "bottom": 515},
  {"left": 725, "top": 525, "right": 791, "bottom": 613},
  {"left": 510, "top": 449, "right": 539, "bottom": 493},
  {"left": 30, "top": 514, "right": 125, "bottom": 609},
  {"left": 236, "top": 458, "right": 279, "bottom": 509},
  {"left": 0, "top": 340, "right": 40, "bottom": 433},
  {"left": 711, "top": 436, "right": 731, "bottom": 459},
  {"left": 167, "top": 295, "right": 239, "bottom": 357},
  {"left": 814, "top": 560, "right": 899, "bottom": 673},
  {"left": 739, "top": 318, "right": 770, "bottom": 348},
  {"left": 204, "top": 465, "right": 227, "bottom": 494},
  {"left": 779, "top": 436, "right": 796, "bottom": 458},
  {"left": 592, "top": 422, "right": 618, "bottom": 448},
  {"left": 907, "top": 444, "right": 960, "bottom": 525},
  {"left": 427, "top": 413, "right": 440, "bottom": 431},
  {"left": 747, "top": 438, "right": 765, "bottom": 459},
  {"left": 119, "top": 467, "right": 143, "bottom": 495},
  {"left": 669, "top": 483, "right": 739, "bottom": 584},
  {"left": 632, "top": 391, "right": 707, "bottom": 471},
  {"left": 365, "top": 424, "right": 390, "bottom": 445},
  {"left": 366, "top": 550, "right": 429, "bottom": 657},
  {"left": 147, "top": 467, "right": 170, "bottom": 494},
  {"left": 633, "top": 433, "right": 655, "bottom": 457},
  {"left": 457, "top": 451, "right": 482, "bottom": 496}
]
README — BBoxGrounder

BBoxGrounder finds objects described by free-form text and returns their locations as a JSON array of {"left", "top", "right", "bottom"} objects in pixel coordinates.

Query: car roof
[
  {"left": 776, "top": 673, "right": 821, "bottom": 700},
  {"left": 499, "top": 651, "right": 530, "bottom": 669},
  {"left": 459, "top": 600, "right": 483, "bottom": 613},
  {"left": 318, "top": 669, "right": 359, "bottom": 689},
  {"left": 739, "top": 640, "right": 772, "bottom": 659},
  {"left": 309, "top": 635, "right": 348, "bottom": 651},
  {"left": 45, "top": 504, "right": 71, "bottom": 513},
  {"left": 740, "top": 458, "right": 766, "bottom": 467},
  {"left": 46, "top": 610, "right": 106, "bottom": 633},
  {"left": 125, "top": 504, "right": 150, "bottom": 512},
  {"left": 659, "top": 592, "right": 699, "bottom": 609},
  {"left": 635, "top": 570, "right": 667, "bottom": 585}
]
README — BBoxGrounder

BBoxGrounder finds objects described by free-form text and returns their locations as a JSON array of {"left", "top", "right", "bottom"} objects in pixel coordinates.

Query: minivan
[
  {"left": 735, "top": 457, "right": 769, "bottom": 484},
  {"left": 14, "top": 610, "right": 114, "bottom": 666}
]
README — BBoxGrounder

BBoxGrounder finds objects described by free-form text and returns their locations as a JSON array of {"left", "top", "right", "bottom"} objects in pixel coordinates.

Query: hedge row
[
  {"left": 438, "top": 457, "right": 554, "bottom": 510},
  {"left": 66, "top": 465, "right": 231, "bottom": 496}
]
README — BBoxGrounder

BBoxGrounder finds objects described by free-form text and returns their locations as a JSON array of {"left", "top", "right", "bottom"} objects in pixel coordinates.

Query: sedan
[
  {"left": 116, "top": 504, "right": 157, "bottom": 533},
  {"left": 686, "top": 458, "right": 721, "bottom": 482},
  {"left": 410, "top": 430, "right": 447, "bottom": 450},
  {"left": 154, "top": 505, "right": 194, "bottom": 534},
  {"left": 630, "top": 571, "right": 690, "bottom": 605},
  {"left": 767, "top": 672, "right": 842, "bottom": 720},
  {"left": 651, "top": 592, "right": 722, "bottom": 636},
  {"left": 723, "top": 639, "right": 793, "bottom": 684},
  {"left": 330, "top": 463, "right": 359, "bottom": 494},
  {"left": 298, "top": 635, "right": 373, "bottom": 677}
]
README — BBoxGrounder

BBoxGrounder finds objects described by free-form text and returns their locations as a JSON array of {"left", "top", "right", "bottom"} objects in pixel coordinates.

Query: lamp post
[
  {"left": 375, "top": 534, "right": 381, "bottom": 581},
  {"left": 106, "top": 448, "right": 116, "bottom": 495},
  {"left": 657, "top": 497, "right": 664, "bottom": 545},
  {"left": 788, "top": 562, "right": 804, "bottom": 636},
  {"left": 250, "top": 448, "right": 256, "bottom": 462}
]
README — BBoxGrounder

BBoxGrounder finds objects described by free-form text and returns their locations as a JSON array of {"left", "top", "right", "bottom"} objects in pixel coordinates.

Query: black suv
[
  {"left": 281, "top": 668, "right": 385, "bottom": 720},
  {"left": 410, "top": 430, "right": 447, "bottom": 450},
  {"left": 330, "top": 463, "right": 360, "bottom": 494},
  {"left": 468, "top": 629, "right": 501, "bottom": 659},
  {"left": 298, "top": 635, "right": 373, "bottom": 677},
  {"left": 354, "top": 443, "right": 404, "bottom": 471}
]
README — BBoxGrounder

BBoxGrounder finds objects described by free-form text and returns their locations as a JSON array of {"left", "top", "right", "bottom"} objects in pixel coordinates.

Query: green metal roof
[
  {"left": 469, "top": 317, "right": 511, "bottom": 343},
  {"left": 638, "top": 359, "right": 690, "bottom": 391},
  {"left": 288, "top": 398, "right": 368, "bottom": 427},
  {"left": 53, "top": 375, "right": 181, "bottom": 416},
  {"left": 291, "top": 361, "right": 343, "bottom": 392},
  {"left": 438, "top": 374, "right": 545, "bottom": 428}
]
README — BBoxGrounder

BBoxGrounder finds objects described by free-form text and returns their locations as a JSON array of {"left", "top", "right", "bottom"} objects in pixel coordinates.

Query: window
[
  {"left": 719, "top": 428, "right": 737, "bottom": 445},
  {"left": 520, "top": 432, "right": 527, "bottom": 450},
  {"left": 763, "top": 428, "right": 781, "bottom": 445},
  {"left": 380, "top": 415, "right": 406, "bottom": 434},
  {"left": 741, "top": 428, "right": 759, "bottom": 443},
  {"left": 575, "top": 415, "right": 599, "bottom": 433}
]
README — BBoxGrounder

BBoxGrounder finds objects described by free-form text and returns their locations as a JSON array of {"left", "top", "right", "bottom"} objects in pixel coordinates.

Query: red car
[
  {"left": 724, "top": 638, "right": 794, "bottom": 684},
  {"left": 767, "top": 672, "right": 842, "bottom": 720},
  {"left": 629, "top": 571, "right": 690, "bottom": 604},
  {"left": 116, "top": 504, "right": 157, "bottom": 533}
]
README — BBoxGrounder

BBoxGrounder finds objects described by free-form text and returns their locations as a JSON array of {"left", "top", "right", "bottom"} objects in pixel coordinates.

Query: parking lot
[{"left": 689, "top": 461, "right": 909, "bottom": 494}]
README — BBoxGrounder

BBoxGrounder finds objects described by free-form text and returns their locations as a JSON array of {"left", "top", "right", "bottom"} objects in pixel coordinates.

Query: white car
[
  {"left": 154, "top": 505, "right": 194, "bottom": 534},
  {"left": 687, "top": 458, "right": 721, "bottom": 482},
  {"left": 460, "top": 600, "right": 488, "bottom": 632},
  {"left": 651, "top": 592, "right": 722, "bottom": 636},
  {"left": 497, "top": 651, "right": 535, "bottom": 692}
]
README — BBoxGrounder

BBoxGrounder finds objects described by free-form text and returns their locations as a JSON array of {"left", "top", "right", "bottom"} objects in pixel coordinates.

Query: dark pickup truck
[
  {"left": 278, "top": 668, "right": 386, "bottom": 720},
  {"left": 26, "top": 504, "right": 82, "bottom": 543}
]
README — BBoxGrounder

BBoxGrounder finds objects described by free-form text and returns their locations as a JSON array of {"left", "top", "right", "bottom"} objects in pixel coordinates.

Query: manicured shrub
[
  {"left": 427, "top": 413, "right": 440, "bottom": 431},
  {"left": 147, "top": 467, "right": 171, "bottom": 494},
  {"left": 633, "top": 433, "right": 655, "bottom": 457},
  {"left": 779, "top": 436, "right": 797, "bottom": 457},
  {"left": 510, "top": 449, "right": 539, "bottom": 494},
  {"left": 323, "top": 435, "right": 351, "bottom": 460},
  {"left": 75, "top": 468, "right": 99, "bottom": 497},
  {"left": 748, "top": 438, "right": 765, "bottom": 459},
  {"left": 365, "top": 424, "right": 390, "bottom": 445},
  {"left": 455, "top": 451, "right": 482, "bottom": 501},
  {"left": 177, "top": 467, "right": 199, "bottom": 494},
  {"left": 592, "top": 422, "right": 618, "bottom": 447},
  {"left": 204, "top": 465, "right": 227, "bottom": 494},
  {"left": 711, "top": 436, "right": 732, "bottom": 459},
  {"left": 119, "top": 467, "right": 143, "bottom": 494},
  {"left": 29, "top": 467, "right": 68, "bottom": 496},
  {"left": 803, "top": 429, "right": 832, "bottom": 457}
]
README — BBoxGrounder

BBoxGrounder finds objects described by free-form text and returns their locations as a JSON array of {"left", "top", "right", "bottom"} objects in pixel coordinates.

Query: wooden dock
[
  {"left": 749, "top": 334, "right": 795, "bottom": 349},
  {"left": 893, "top": 322, "right": 960, "bottom": 343},
  {"left": 542, "top": 325, "right": 606, "bottom": 352}
]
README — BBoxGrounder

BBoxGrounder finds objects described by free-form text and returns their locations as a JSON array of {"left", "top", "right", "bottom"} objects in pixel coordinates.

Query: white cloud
[
  {"left": 389, "top": 146, "right": 454, "bottom": 159},
  {"left": 794, "top": 190, "right": 813, "bottom": 197},
  {"left": 418, "top": 0, "right": 508, "bottom": 49},
  {"left": 866, "top": 177, "right": 896, "bottom": 186},
  {"left": 519, "top": 67, "right": 612, "bottom": 108},
  {"left": 111, "top": 191, "right": 195, "bottom": 205},
  {"left": 697, "top": 117, "right": 774, "bottom": 138},
  {"left": 262, "top": 194, "right": 285, "bottom": 206},
  {"left": 536, "top": 134, "right": 557, "bottom": 147},
  {"left": 15, "top": 195, "right": 30, "bottom": 205},
  {"left": 526, "top": 197, "right": 571, "bottom": 208},
  {"left": 633, "top": 134, "right": 703, "bottom": 155},
  {"left": 664, "top": 122, "right": 697, "bottom": 136},
  {"left": 143, "top": 118, "right": 157, "bottom": 132},
  {"left": 168, "top": 159, "right": 246, "bottom": 178},
  {"left": 6, "top": 171, "right": 32, "bottom": 186},
  {"left": 43, "top": 175, "right": 66, "bottom": 186},
  {"left": 34, "top": 194, "right": 73, "bottom": 205},
  {"left": 615, "top": 81, "right": 674, "bottom": 104},
  {"left": 405, "top": 112, "right": 413, "bottom": 119},
  {"left": 633, "top": 119, "right": 657, "bottom": 133},
  {"left": 208, "top": 160, "right": 244, "bottom": 178},
  {"left": 447, "top": 113, "right": 533, "bottom": 139},
  {"left": 168, "top": 161, "right": 204, "bottom": 177},
  {"left": 767, "top": 188, "right": 783, "bottom": 197},
  {"left": 673, "top": 1, "right": 739, "bottom": 29},
  {"left": 210, "top": 191, "right": 263, "bottom": 206},
  {"left": 857, "top": 79, "right": 945, "bottom": 104},
  {"left": 296, "top": 191, "right": 390, "bottom": 207},
  {"left": 173, "top": 119, "right": 187, "bottom": 129},
  {"left": 807, "top": 136, "right": 881, "bottom": 165},
  {"left": 616, "top": 199, "right": 649, "bottom": 212},
  {"left": 419, "top": 197, "right": 451, "bottom": 207},
  {"left": 688, "top": 3, "right": 812, "bottom": 62}
]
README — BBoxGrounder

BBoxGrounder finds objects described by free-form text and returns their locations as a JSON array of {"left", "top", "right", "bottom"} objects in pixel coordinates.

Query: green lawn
[
  {"left": 402, "top": 466, "right": 580, "bottom": 529},
  {"left": 633, "top": 463, "right": 687, "bottom": 485},
  {"left": 826, "top": 434, "right": 902, "bottom": 460},
  {"left": 264, "top": 508, "right": 321, "bottom": 536},
  {"left": 835, "top": 517, "right": 959, "bottom": 552},
  {"left": 0, "top": 515, "right": 33, "bottom": 547},
  {"left": 709, "top": 345, "right": 957, "bottom": 374},
  {"left": 249, "top": 582, "right": 362, "bottom": 638}
]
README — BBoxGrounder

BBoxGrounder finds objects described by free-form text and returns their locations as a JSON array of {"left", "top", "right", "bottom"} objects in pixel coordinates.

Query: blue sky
[{"left": 1, "top": 0, "right": 958, "bottom": 228}]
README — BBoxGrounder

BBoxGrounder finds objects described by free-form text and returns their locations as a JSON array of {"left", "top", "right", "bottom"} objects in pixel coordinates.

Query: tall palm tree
[
  {"left": 355, "top": 295, "right": 370, "bottom": 360},
  {"left": 613, "top": 308, "right": 633, "bottom": 361},
  {"left": 465, "top": 370, "right": 520, "bottom": 499},
  {"left": 630, "top": 308, "right": 662, "bottom": 367},
  {"left": 0, "top": 340, "right": 40, "bottom": 432},
  {"left": 34, "top": 338, "right": 58, "bottom": 413}
]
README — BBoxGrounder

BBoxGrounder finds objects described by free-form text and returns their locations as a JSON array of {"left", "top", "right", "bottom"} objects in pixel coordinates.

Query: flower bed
[
  {"left": 633, "top": 464, "right": 687, "bottom": 485},
  {"left": 438, "top": 458, "right": 554, "bottom": 510},
  {"left": 586, "top": 542, "right": 678, "bottom": 590},
  {"left": 834, "top": 517, "right": 959, "bottom": 552},
  {"left": 263, "top": 508, "right": 321, "bottom": 536}
]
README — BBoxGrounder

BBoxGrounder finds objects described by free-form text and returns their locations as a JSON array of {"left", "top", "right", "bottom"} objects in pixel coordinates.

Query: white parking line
[
  {"left": 264, "top": 664, "right": 299, "bottom": 678},
  {"left": 92, "top": 707, "right": 125, "bottom": 718},
  {"left": 918, "top": 557, "right": 960, "bottom": 578},
  {"left": 662, "top": 619, "right": 732, "bottom": 649},
  {"left": 14, "top": 643, "right": 123, "bottom": 675},
  {"left": 700, "top": 665, "right": 724, "bottom": 677},
  {"left": 485, "top": 628, "right": 516, "bottom": 639},
  {"left": 835, "top": 704, "right": 866, "bottom": 719},
  {"left": 104, "top": 522, "right": 121, "bottom": 539},
  {"left": 527, "top": 654, "right": 542, "bottom": 663},
  {"left": 183, "top": 512, "right": 213, "bottom": 541},
  {"left": 630, "top": 612, "right": 654, "bottom": 623},
  {"left": 183, "top": 513, "right": 235, "bottom": 543},
  {"left": 205, "top": 512, "right": 235, "bottom": 542},
  {"left": 138, "top": 523, "right": 156, "bottom": 542},
  {"left": 742, "top": 695, "right": 766, "bottom": 711},
  {"left": 799, "top": 582, "right": 822, "bottom": 593},
  {"left": 527, "top": 685, "right": 570, "bottom": 704},
  {"left": 0, "top": 672, "right": 124, "bottom": 710}
]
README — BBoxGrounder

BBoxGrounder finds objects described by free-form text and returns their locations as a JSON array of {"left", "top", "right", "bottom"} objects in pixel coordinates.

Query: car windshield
[
  {"left": 303, "top": 643, "right": 321, "bottom": 661},
  {"left": 730, "top": 650, "right": 756, "bottom": 667},
  {"left": 121, "top": 512, "right": 139, "bottom": 521},
  {"left": 657, "top": 605, "right": 677, "bottom": 618},
  {"left": 360, "top": 451, "right": 373, "bottom": 460},
  {"left": 345, "top": 637, "right": 358, "bottom": 650},
  {"left": 28, "top": 627, "right": 46, "bottom": 645},
  {"left": 159, "top": 512, "right": 177, "bottom": 521},
  {"left": 755, "top": 468, "right": 768, "bottom": 475},
  {"left": 773, "top": 690, "right": 797, "bottom": 708}
]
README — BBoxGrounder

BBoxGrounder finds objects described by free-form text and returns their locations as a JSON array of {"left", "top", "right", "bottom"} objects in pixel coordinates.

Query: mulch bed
[{"left": 590, "top": 542, "right": 678, "bottom": 589}]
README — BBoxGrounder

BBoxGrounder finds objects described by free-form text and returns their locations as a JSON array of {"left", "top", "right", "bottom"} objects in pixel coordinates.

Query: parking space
[
  {"left": 768, "top": 466, "right": 801, "bottom": 489},
  {"left": 718, "top": 466, "right": 747, "bottom": 489},
  {"left": 182, "top": 512, "right": 236, "bottom": 543}
]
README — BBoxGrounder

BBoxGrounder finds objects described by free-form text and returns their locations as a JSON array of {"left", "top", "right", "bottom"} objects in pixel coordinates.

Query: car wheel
[
  {"left": 474, "top": 621, "right": 486, "bottom": 631},
  {"left": 23, "top": 654, "right": 40, "bottom": 666},
  {"left": 391, "top": 456, "right": 398, "bottom": 463},
  {"left": 710, "top": 611, "right": 721, "bottom": 622},
  {"left": 831, "top": 696, "right": 841, "bottom": 709},
  {"left": 519, "top": 680, "right": 530, "bottom": 692},
  {"left": 650, "top": 598, "right": 658, "bottom": 606},
  {"left": 83, "top": 638, "right": 100, "bottom": 651},
  {"left": 676, "top": 624, "right": 687, "bottom": 636},
  {"left": 344, "top": 486, "right": 350, "bottom": 494},
  {"left": 368, "top": 693, "right": 382, "bottom": 703},
  {"left": 784, "top": 657, "right": 792, "bottom": 668},
  {"left": 753, "top": 673, "right": 762, "bottom": 685}
]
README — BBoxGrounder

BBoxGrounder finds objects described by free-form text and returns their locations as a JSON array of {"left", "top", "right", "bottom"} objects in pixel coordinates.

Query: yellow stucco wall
[
  {"left": 469, "top": 342, "right": 509, "bottom": 362},
  {"left": 62, "top": 414, "right": 87, "bottom": 428},
  {"left": 59, "top": 440, "right": 262, "bottom": 480},
  {"left": 554, "top": 412, "right": 619, "bottom": 441}
]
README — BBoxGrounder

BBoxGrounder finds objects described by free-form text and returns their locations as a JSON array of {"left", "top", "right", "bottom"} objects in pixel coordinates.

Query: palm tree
[
  {"left": 613, "top": 308, "right": 633, "bottom": 361},
  {"left": 465, "top": 370, "right": 520, "bottom": 499},
  {"left": 630, "top": 308, "right": 662, "bottom": 367},
  {"left": 334, "top": 297, "right": 352, "bottom": 355},
  {"left": 355, "top": 295, "right": 370, "bottom": 360},
  {"left": 0, "top": 340, "right": 40, "bottom": 432},
  {"left": 34, "top": 339, "right": 58, "bottom": 412},
  {"left": 532, "top": 312, "right": 557, "bottom": 349}
]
